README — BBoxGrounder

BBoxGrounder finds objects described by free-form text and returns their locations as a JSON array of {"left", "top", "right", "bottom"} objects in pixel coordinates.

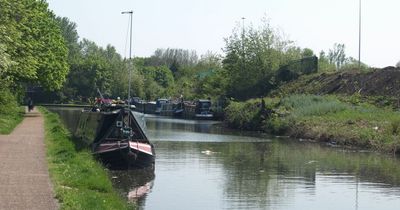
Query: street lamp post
[
  {"left": 241, "top": 17, "right": 245, "bottom": 73},
  {"left": 122, "top": 11, "right": 133, "bottom": 105},
  {"left": 358, "top": 0, "right": 361, "bottom": 69}
]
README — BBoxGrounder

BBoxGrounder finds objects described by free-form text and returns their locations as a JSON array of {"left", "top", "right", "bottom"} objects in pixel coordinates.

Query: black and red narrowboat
[{"left": 75, "top": 105, "right": 155, "bottom": 169}]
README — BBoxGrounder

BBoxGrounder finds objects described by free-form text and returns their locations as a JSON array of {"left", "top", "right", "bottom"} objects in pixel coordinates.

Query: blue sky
[{"left": 47, "top": 0, "right": 400, "bottom": 67}]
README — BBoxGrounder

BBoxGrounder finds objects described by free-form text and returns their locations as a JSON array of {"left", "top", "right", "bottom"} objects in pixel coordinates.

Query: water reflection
[
  {"left": 147, "top": 141, "right": 400, "bottom": 210},
  {"left": 49, "top": 107, "right": 400, "bottom": 210},
  {"left": 110, "top": 169, "right": 155, "bottom": 206}
]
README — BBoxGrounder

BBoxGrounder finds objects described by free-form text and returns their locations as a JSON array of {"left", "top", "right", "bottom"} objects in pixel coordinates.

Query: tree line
[
  {"left": 0, "top": 0, "right": 68, "bottom": 112},
  {"left": 54, "top": 17, "right": 365, "bottom": 103},
  {"left": 0, "top": 0, "right": 368, "bottom": 108}
]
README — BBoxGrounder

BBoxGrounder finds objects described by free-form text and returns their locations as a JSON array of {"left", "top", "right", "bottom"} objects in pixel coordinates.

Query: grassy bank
[
  {"left": 0, "top": 107, "right": 24, "bottom": 134},
  {"left": 40, "top": 107, "right": 133, "bottom": 210},
  {"left": 225, "top": 94, "right": 400, "bottom": 154}
]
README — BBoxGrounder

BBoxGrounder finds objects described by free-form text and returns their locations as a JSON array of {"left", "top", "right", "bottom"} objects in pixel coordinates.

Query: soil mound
[
  {"left": 315, "top": 67, "right": 400, "bottom": 97},
  {"left": 279, "top": 67, "right": 400, "bottom": 100}
]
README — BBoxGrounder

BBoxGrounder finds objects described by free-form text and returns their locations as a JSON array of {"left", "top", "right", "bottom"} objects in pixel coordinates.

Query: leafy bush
[
  {"left": 390, "top": 119, "right": 400, "bottom": 135},
  {"left": 0, "top": 87, "right": 19, "bottom": 115},
  {"left": 0, "top": 87, "right": 23, "bottom": 134},
  {"left": 224, "top": 100, "right": 264, "bottom": 130},
  {"left": 264, "top": 117, "right": 291, "bottom": 135}
]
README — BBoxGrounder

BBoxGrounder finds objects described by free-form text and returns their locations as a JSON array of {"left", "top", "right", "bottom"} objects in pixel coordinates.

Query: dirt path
[{"left": 0, "top": 108, "right": 58, "bottom": 210}]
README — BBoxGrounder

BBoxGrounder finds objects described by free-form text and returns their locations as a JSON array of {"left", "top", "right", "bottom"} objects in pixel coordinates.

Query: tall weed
[{"left": 280, "top": 94, "right": 349, "bottom": 117}]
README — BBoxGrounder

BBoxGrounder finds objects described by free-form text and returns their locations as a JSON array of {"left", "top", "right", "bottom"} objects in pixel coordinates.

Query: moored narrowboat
[
  {"left": 194, "top": 99, "right": 213, "bottom": 119},
  {"left": 75, "top": 105, "right": 155, "bottom": 169}
]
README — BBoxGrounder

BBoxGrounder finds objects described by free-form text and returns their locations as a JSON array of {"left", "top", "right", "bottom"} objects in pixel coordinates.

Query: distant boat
[
  {"left": 194, "top": 99, "right": 213, "bottom": 119},
  {"left": 155, "top": 98, "right": 169, "bottom": 114},
  {"left": 75, "top": 104, "right": 155, "bottom": 169},
  {"left": 172, "top": 98, "right": 185, "bottom": 117},
  {"left": 173, "top": 107, "right": 184, "bottom": 117}
]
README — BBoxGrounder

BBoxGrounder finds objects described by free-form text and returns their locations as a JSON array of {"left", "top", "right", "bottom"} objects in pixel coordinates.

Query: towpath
[{"left": 0, "top": 108, "right": 58, "bottom": 210}]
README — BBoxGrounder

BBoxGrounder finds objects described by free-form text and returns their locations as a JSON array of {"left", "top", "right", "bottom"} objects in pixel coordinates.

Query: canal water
[{"left": 50, "top": 107, "right": 400, "bottom": 210}]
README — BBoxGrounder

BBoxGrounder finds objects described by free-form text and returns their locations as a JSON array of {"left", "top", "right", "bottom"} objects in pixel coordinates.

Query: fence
[{"left": 276, "top": 56, "right": 318, "bottom": 82}]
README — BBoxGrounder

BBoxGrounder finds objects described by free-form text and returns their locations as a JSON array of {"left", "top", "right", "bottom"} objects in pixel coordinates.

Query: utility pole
[
  {"left": 241, "top": 17, "right": 245, "bottom": 73},
  {"left": 358, "top": 0, "right": 361, "bottom": 69},
  {"left": 122, "top": 11, "right": 133, "bottom": 105}
]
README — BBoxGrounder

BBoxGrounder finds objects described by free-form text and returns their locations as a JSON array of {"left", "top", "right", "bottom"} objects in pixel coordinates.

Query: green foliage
[
  {"left": 301, "top": 48, "right": 314, "bottom": 57},
  {"left": 275, "top": 95, "right": 400, "bottom": 152},
  {"left": 0, "top": 86, "right": 19, "bottom": 115},
  {"left": 144, "top": 48, "right": 198, "bottom": 70},
  {"left": 0, "top": 42, "right": 15, "bottom": 78},
  {"left": 318, "top": 51, "right": 336, "bottom": 72},
  {"left": 62, "top": 40, "right": 128, "bottom": 101},
  {"left": 139, "top": 65, "right": 175, "bottom": 88},
  {"left": 0, "top": 0, "right": 69, "bottom": 90},
  {"left": 195, "top": 69, "right": 227, "bottom": 99},
  {"left": 340, "top": 57, "right": 369, "bottom": 71},
  {"left": 0, "top": 87, "right": 24, "bottom": 134},
  {"left": 193, "top": 52, "right": 227, "bottom": 99},
  {"left": 280, "top": 94, "right": 349, "bottom": 117},
  {"left": 328, "top": 43, "right": 346, "bottom": 70},
  {"left": 0, "top": 83, "right": 24, "bottom": 134},
  {"left": 224, "top": 99, "right": 273, "bottom": 130},
  {"left": 390, "top": 119, "right": 400, "bottom": 135},
  {"left": 55, "top": 16, "right": 80, "bottom": 63},
  {"left": 40, "top": 108, "right": 133, "bottom": 210},
  {"left": 225, "top": 94, "right": 400, "bottom": 153},
  {"left": 275, "top": 56, "right": 318, "bottom": 82},
  {"left": 222, "top": 17, "right": 313, "bottom": 100},
  {"left": 264, "top": 117, "right": 291, "bottom": 135},
  {"left": 324, "top": 44, "right": 369, "bottom": 72}
]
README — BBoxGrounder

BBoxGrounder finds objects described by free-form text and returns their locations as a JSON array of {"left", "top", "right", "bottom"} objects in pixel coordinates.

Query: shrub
[
  {"left": 224, "top": 100, "right": 265, "bottom": 130},
  {"left": 0, "top": 87, "right": 19, "bottom": 114},
  {"left": 264, "top": 117, "right": 291, "bottom": 135},
  {"left": 390, "top": 119, "right": 400, "bottom": 135}
]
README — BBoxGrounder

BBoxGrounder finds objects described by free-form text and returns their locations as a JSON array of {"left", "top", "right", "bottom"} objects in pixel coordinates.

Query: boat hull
[
  {"left": 195, "top": 113, "right": 214, "bottom": 119},
  {"left": 94, "top": 141, "right": 155, "bottom": 169}
]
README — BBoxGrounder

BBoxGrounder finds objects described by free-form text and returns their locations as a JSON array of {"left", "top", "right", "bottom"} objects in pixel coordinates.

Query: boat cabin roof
[{"left": 198, "top": 99, "right": 211, "bottom": 103}]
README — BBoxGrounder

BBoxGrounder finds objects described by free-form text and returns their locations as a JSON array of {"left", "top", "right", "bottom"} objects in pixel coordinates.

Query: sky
[{"left": 47, "top": 0, "right": 400, "bottom": 68}]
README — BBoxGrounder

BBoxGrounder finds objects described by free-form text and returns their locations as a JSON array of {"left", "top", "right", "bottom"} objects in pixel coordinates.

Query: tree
[
  {"left": 222, "top": 18, "right": 295, "bottom": 100},
  {"left": 341, "top": 57, "right": 369, "bottom": 71},
  {"left": 396, "top": 60, "right": 400, "bottom": 68},
  {"left": 145, "top": 48, "right": 198, "bottom": 73},
  {"left": 197, "top": 51, "right": 222, "bottom": 69},
  {"left": 0, "top": 43, "right": 15, "bottom": 80},
  {"left": 192, "top": 51, "right": 226, "bottom": 98},
  {"left": 328, "top": 43, "right": 346, "bottom": 70},
  {"left": 302, "top": 48, "right": 314, "bottom": 57},
  {"left": 318, "top": 51, "right": 335, "bottom": 72},
  {"left": 62, "top": 40, "right": 117, "bottom": 100},
  {"left": 0, "top": 0, "right": 69, "bottom": 90},
  {"left": 55, "top": 16, "right": 80, "bottom": 63}
]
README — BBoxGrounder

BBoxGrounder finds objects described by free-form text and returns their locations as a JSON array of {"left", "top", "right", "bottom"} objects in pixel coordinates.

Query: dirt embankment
[
  {"left": 315, "top": 67, "right": 400, "bottom": 96},
  {"left": 278, "top": 67, "right": 400, "bottom": 106}
]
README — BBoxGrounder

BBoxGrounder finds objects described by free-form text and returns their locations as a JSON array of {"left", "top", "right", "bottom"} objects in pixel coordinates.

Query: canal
[{"left": 50, "top": 107, "right": 400, "bottom": 210}]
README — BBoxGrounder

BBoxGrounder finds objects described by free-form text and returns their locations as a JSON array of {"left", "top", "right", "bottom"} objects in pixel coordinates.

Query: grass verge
[
  {"left": 39, "top": 107, "right": 134, "bottom": 210},
  {"left": 225, "top": 94, "right": 400, "bottom": 154},
  {"left": 0, "top": 106, "right": 24, "bottom": 134}
]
